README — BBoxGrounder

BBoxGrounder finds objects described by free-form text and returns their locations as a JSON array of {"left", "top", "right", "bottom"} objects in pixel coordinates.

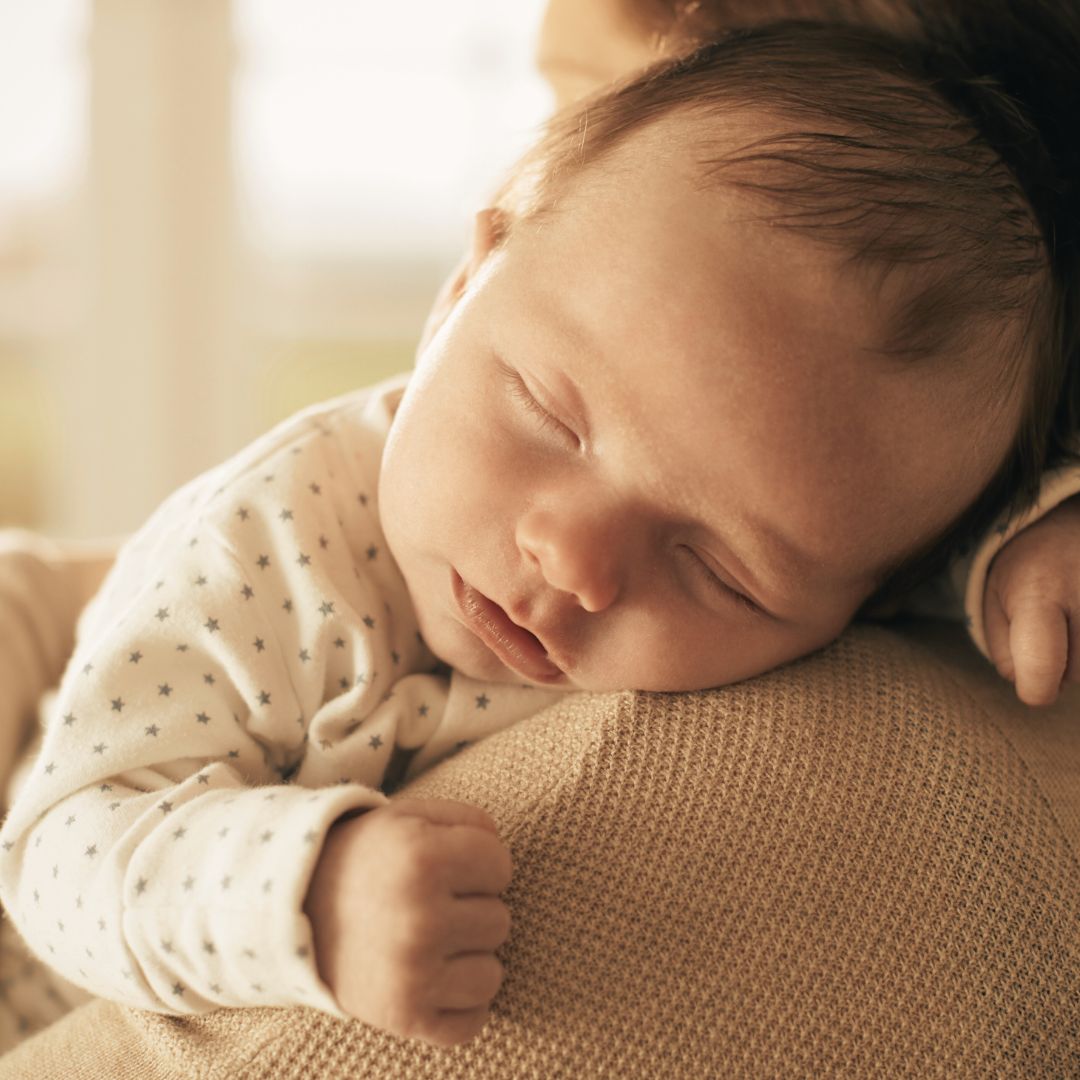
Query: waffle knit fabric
[{"left": 2, "top": 620, "right": 1078, "bottom": 1079}]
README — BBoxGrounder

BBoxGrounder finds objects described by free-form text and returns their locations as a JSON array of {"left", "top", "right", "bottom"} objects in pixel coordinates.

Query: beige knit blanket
[{"left": 2, "top": 620, "right": 1078, "bottom": 1078}]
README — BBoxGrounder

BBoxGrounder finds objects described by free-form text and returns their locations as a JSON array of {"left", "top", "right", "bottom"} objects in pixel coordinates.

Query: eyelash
[
  {"left": 501, "top": 365, "right": 580, "bottom": 448},
  {"left": 682, "top": 547, "right": 763, "bottom": 616}
]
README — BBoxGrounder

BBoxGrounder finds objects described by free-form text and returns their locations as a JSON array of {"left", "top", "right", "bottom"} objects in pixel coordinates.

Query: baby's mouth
[{"left": 450, "top": 569, "right": 564, "bottom": 684}]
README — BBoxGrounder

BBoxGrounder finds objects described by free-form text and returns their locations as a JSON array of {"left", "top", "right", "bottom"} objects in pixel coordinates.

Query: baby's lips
[{"left": 451, "top": 570, "right": 564, "bottom": 684}]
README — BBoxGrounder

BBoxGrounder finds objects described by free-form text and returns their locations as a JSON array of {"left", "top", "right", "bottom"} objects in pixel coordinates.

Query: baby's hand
[
  {"left": 303, "top": 798, "right": 513, "bottom": 1047},
  {"left": 984, "top": 494, "right": 1080, "bottom": 706}
]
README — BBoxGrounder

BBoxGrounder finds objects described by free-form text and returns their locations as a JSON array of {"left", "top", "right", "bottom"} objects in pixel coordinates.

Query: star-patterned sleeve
[{"left": 0, "top": 380, "right": 456, "bottom": 1018}]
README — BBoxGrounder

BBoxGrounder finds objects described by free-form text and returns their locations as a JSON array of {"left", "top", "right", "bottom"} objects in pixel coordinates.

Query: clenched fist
[
  {"left": 303, "top": 797, "right": 513, "bottom": 1047},
  {"left": 984, "top": 493, "right": 1080, "bottom": 706}
]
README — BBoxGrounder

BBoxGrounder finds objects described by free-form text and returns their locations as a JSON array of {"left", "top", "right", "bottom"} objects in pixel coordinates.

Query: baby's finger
[
  {"left": 982, "top": 591, "right": 1015, "bottom": 682},
  {"left": 1064, "top": 614, "right": 1080, "bottom": 686},
  {"left": 1008, "top": 602, "right": 1068, "bottom": 707}
]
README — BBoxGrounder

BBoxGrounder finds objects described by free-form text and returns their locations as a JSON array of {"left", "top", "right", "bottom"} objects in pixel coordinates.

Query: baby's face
[{"left": 378, "top": 128, "right": 1012, "bottom": 692}]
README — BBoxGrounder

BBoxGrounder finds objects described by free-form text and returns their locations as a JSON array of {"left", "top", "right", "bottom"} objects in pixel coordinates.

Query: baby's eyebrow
[
  {"left": 743, "top": 513, "right": 910, "bottom": 603},
  {"left": 754, "top": 514, "right": 819, "bottom": 584},
  {"left": 714, "top": 510, "right": 826, "bottom": 606}
]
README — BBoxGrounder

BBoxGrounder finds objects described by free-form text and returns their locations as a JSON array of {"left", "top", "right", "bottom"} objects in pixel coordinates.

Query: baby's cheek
[
  {"left": 585, "top": 607, "right": 720, "bottom": 691},
  {"left": 618, "top": 613, "right": 821, "bottom": 693},
  {"left": 452, "top": 423, "right": 534, "bottom": 516}
]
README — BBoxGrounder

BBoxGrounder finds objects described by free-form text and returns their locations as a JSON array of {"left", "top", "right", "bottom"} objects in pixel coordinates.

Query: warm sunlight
[
  {"left": 234, "top": 0, "right": 550, "bottom": 258},
  {"left": 0, "top": 0, "right": 548, "bottom": 537}
]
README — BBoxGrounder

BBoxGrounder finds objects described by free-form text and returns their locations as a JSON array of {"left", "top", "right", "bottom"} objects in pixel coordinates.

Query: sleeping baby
[{"left": 0, "top": 14, "right": 1078, "bottom": 1053}]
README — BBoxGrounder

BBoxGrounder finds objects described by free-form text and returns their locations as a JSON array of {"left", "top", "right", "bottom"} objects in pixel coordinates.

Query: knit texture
[{"left": 2, "top": 621, "right": 1078, "bottom": 1078}]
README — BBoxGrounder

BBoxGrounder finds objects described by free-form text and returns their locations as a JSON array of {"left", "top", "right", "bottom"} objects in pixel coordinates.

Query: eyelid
[
  {"left": 499, "top": 362, "right": 582, "bottom": 448},
  {"left": 684, "top": 545, "right": 766, "bottom": 618}
]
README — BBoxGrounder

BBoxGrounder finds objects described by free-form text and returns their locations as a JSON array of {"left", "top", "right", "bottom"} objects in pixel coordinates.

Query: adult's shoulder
[{"left": 12, "top": 620, "right": 1078, "bottom": 1077}]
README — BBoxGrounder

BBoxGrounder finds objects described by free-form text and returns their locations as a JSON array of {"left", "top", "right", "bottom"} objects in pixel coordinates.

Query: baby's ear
[
  {"left": 416, "top": 208, "right": 511, "bottom": 355},
  {"left": 463, "top": 207, "right": 511, "bottom": 287}
]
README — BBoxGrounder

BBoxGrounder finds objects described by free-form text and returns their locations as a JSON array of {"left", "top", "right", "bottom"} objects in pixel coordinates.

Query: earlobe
[
  {"left": 453, "top": 208, "right": 511, "bottom": 302},
  {"left": 467, "top": 207, "right": 511, "bottom": 281},
  {"left": 416, "top": 207, "right": 512, "bottom": 356}
]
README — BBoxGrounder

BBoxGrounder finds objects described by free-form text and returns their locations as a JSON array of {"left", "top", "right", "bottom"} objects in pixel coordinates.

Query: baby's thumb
[{"left": 1008, "top": 601, "right": 1068, "bottom": 706}]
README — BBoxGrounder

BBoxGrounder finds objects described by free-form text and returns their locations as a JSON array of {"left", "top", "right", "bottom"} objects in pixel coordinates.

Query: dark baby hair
[{"left": 497, "top": 12, "right": 1080, "bottom": 611}]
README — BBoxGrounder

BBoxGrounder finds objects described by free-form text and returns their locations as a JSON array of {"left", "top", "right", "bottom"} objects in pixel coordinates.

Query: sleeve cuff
[{"left": 120, "top": 781, "right": 389, "bottom": 1015}]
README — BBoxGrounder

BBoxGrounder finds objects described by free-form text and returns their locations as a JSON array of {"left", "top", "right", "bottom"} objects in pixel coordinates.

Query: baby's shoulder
[
  {"left": 229, "top": 377, "right": 406, "bottom": 479},
  {"left": 201, "top": 373, "right": 411, "bottom": 515},
  {"left": 85, "top": 376, "right": 411, "bottom": 626}
]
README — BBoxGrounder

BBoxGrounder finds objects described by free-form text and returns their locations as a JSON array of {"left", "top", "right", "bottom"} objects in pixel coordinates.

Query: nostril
[
  {"left": 516, "top": 510, "right": 621, "bottom": 612},
  {"left": 578, "top": 578, "right": 619, "bottom": 614}
]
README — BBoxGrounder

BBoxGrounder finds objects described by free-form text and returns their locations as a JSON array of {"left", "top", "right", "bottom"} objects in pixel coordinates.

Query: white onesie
[{"left": 0, "top": 375, "right": 561, "bottom": 1030}]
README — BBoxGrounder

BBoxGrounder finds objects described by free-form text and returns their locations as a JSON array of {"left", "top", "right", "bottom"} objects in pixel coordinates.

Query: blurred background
[{"left": 0, "top": 0, "right": 550, "bottom": 538}]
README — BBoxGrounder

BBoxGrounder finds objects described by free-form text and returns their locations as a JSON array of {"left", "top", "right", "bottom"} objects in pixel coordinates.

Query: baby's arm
[
  {"left": 0, "top": 541, "right": 384, "bottom": 1015},
  {"left": 0, "top": 409, "right": 438, "bottom": 1017}
]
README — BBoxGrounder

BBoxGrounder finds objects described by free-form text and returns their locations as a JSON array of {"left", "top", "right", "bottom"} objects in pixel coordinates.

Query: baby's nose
[{"left": 516, "top": 508, "right": 622, "bottom": 613}]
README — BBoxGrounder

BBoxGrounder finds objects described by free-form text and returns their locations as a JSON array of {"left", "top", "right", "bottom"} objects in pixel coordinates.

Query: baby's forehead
[
  {"left": 557, "top": 102, "right": 779, "bottom": 185},
  {"left": 540, "top": 100, "right": 875, "bottom": 239},
  {"left": 574, "top": 98, "right": 1029, "bottom": 366}
]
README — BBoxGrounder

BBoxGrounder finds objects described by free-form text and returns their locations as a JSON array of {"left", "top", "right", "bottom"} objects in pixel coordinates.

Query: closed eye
[
  {"left": 499, "top": 363, "right": 581, "bottom": 448},
  {"left": 679, "top": 545, "right": 764, "bottom": 617}
]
